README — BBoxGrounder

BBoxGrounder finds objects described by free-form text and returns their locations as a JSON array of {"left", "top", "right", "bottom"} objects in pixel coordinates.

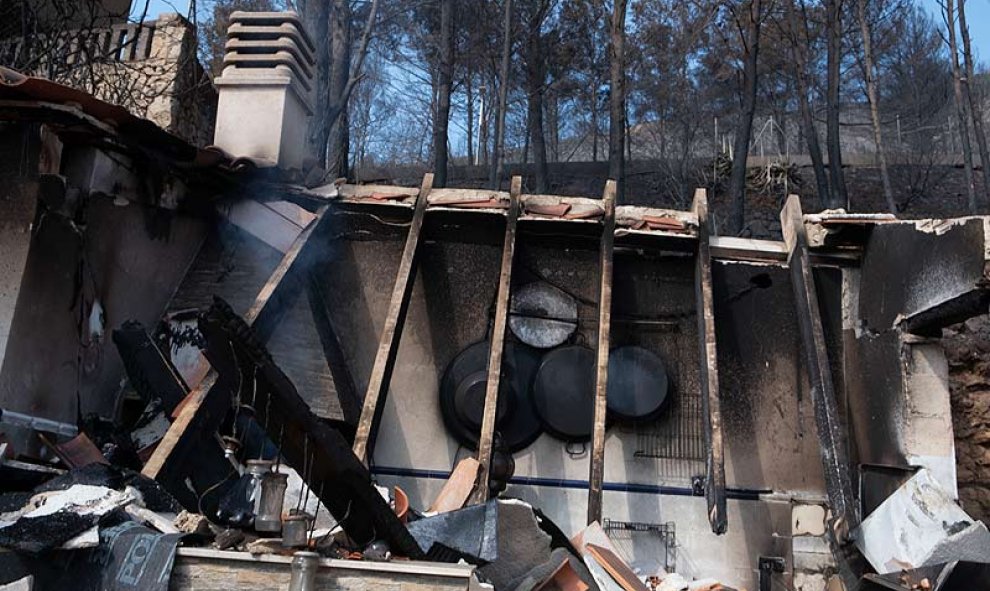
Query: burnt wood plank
[
  {"left": 780, "top": 194, "right": 858, "bottom": 540},
  {"left": 352, "top": 174, "right": 434, "bottom": 463},
  {"left": 692, "top": 189, "right": 727, "bottom": 535},
  {"left": 142, "top": 207, "right": 328, "bottom": 481},
  {"left": 587, "top": 180, "right": 616, "bottom": 525},
  {"left": 470, "top": 176, "right": 522, "bottom": 505},
  {"left": 199, "top": 298, "right": 424, "bottom": 558}
]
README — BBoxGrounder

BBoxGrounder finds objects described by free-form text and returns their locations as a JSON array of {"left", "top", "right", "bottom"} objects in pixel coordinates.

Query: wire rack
[
  {"left": 633, "top": 384, "right": 707, "bottom": 480},
  {"left": 603, "top": 519, "right": 677, "bottom": 573}
]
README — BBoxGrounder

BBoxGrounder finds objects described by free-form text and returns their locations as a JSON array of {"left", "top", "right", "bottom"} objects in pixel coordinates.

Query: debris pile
[
  {"left": 0, "top": 300, "right": 730, "bottom": 591},
  {"left": 3, "top": 214, "right": 990, "bottom": 591}
]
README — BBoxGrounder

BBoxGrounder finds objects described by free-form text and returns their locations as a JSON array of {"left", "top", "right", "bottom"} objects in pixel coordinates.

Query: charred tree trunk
[
  {"left": 826, "top": 0, "right": 847, "bottom": 208},
  {"left": 466, "top": 73, "right": 474, "bottom": 166},
  {"left": 433, "top": 0, "right": 454, "bottom": 188},
  {"left": 480, "top": 77, "right": 492, "bottom": 167},
  {"left": 326, "top": 0, "right": 352, "bottom": 179},
  {"left": 945, "top": 0, "right": 978, "bottom": 213},
  {"left": 319, "top": 0, "right": 380, "bottom": 181},
  {"left": 791, "top": 0, "right": 830, "bottom": 208},
  {"left": 303, "top": 2, "right": 331, "bottom": 161},
  {"left": 591, "top": 93, "right": 599, "bottom": 162},
  {"left": 856, "top": 0, "right": 896, "bottom": 213},
  {"left": 548, "top": 92, "right": 560, "bottom": 162},
  {"left": 608, "top": 0, "right": 628, "bottom": 202},
  {"left": 490, "top": 0, "right": 513, "bottom": 189},
  {"left": 728, "top": 0, "right": 763, "bottom": 235},
  {"left": 959, "top": 0, "right": 990, "bottom": 205},
  {"left": 523, "top": 106, "right": 531, "bottom": 165},
  {"left": 526, "top": 20, "right": 548, "bottom": 192}
]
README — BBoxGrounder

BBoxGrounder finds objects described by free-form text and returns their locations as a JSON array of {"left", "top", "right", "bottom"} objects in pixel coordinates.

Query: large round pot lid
[
  {"left": 439, "top": 341, "right": 542, "bottom": 453},
  {"left": 532, "top": 345, "right": 596, "bottom": 441},
  {"left": 607, "top": 346, "right": 670, "bottom": 422},
  {"left": 509, "top": 282, "right": 578, "bottom": 349}
]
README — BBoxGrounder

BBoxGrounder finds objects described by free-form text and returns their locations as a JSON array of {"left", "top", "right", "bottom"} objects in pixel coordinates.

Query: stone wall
[
  {"left": 942, "top": 317, "right": 990, "bottom": 524},
  {"left": 168, "top": 552, "right": 475, "bottom": 591},
  {"left": 2, "top": 13, "right": 216, "bottom": 146}
]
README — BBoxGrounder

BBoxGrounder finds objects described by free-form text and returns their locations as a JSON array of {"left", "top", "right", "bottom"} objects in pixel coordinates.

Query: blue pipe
[{"left": 370, "top": 466, "right": 767, "bottom": 501}]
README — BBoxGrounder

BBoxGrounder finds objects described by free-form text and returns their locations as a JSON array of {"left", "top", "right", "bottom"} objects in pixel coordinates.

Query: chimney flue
[{"left": 212, "top": 11, "right": 316, "bottom": 172}]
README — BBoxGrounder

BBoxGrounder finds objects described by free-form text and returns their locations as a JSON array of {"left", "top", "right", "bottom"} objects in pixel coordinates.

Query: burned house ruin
[{"left": 1, "top": 10, "right": 989, "bottom": 591}]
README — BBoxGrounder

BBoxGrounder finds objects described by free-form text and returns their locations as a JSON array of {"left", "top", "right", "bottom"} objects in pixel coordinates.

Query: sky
[
  {"left": 131, "top": 0, "right": 190, "bottom": 21},
  {"left": 920, "top": 0, "right": 990, "bottom": 63},
  {"left": 136, "top": 0, "right": 990, "bottom": 65}
]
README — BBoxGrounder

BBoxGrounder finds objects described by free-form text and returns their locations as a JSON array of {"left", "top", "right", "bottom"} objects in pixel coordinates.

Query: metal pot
[
  {"left": 254, "top": 471, "right": 288, "bottom": 533},
  {"left": 281, "top": 510, "right": 313, "bottom": 548}
]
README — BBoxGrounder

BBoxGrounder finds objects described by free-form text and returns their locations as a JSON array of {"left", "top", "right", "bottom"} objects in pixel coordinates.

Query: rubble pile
[
  {"left": 1, "top": 234, "right": 989, "bottom": 591},
  {"left": 0, "top": 301, "right": 729, "bottom": 591},
  {"left": 2, "top": 295, "right": 990, "bottom": 590}
]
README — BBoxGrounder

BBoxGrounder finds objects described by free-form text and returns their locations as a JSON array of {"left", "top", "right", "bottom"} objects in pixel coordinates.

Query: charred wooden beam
[
  {"left": 352, "top": 174, "right": 434, "bottom": 463},
  {"left": 692, "top": 189, "right": 727, "bottom": 535},
  {"left": 470, "top": 176, "right": 522, "bottom": 505},
  {"left": 780, "top": 195, "right": 858, "bottom": 541},
  {"left": 112, "top": 321, "right": 189, "bottom": 414},
  {"left": 142, "top": 207, "right": 328, "bottom": 482},
  {"left": 587, "top": 180, "right": 616, "bottom": 525},
  {"left": 199, "top": 298, "right": 424, "bottom": 559}
]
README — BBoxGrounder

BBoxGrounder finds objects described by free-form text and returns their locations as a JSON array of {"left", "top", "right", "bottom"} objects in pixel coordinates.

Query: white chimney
[{"left": 212, "top": 11, "right": 316, "bottom": 171}]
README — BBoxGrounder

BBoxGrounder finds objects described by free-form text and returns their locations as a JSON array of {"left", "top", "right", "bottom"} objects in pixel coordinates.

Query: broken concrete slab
[
  {"left": 853, "top": 469, "right": 979, "bottom": 573},
  {"left": 860, "top": 561, "right": 990, "bottom": 591},
  {"left": 407, "top": 501, "right": 499, "bottom": 562},
  {"left": 477, "top": 500, "right": 554, "bottom": 590},
  {"left": 921, "top": 521, "right": 990, "bottom": 566}
]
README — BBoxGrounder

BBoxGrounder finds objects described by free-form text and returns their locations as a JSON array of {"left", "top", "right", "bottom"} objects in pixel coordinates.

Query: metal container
[
  {"left": 288, "top": 551, "right": 320, "bottom": 591},
  {"left": 245, "top": 459, "right": 273, "bottom": 516},
  {"left": 254, "top": 471, "right": 287, "bottom": 532},
  {"left": 281, "top": 510, "right": 313, "bottom": 548}
]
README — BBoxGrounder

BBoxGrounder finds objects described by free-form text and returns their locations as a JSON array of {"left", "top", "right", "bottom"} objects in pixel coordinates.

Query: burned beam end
[
  {"left": 587, "top": 180, "right": 617, "bottom": 525},
  {"left": 692, "top": 188, "right": 727, "bottom": 535},
  {"left": 780, "top": 195, "right": 858, "bottom": 541}
]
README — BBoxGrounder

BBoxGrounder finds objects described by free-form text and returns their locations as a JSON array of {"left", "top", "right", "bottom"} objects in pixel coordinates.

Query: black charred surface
[
  {"left": 200, "top": 298, "right": 423, "bottom": 558},
  {"left": 0, "top": 511, "right": 97, "bottom": 554},
  {"left": 859, "top": 220, "right": 988, "bottom": 334},
  {"left": 113, "top": 321, "right": 189, "bottom": 414},
  {"left": 844, "top": 220, "right": 989, "bottom": 492},
  {"left": 713, "top": 262, "right": 843, "bottom": 495}
]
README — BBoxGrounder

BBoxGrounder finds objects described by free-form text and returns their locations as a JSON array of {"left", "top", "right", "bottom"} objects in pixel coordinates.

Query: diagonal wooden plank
[
  {"left": 142, "top": 206, "right": 328, "bottom": 480},
  {"left": 352, "top": 174, "right": 434, "bottom": 463},
  {"left": 587, "top": 180, "right": 617, "bottom": 525},
  {"left": 692, "top": 188, "right": 727, "bottom": 535},
  {"left": 780, "top": 194, "right": 858, "bottom": 541},
  {"left": 469, "top": 176, "right": 522, "bottom": 505}
]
